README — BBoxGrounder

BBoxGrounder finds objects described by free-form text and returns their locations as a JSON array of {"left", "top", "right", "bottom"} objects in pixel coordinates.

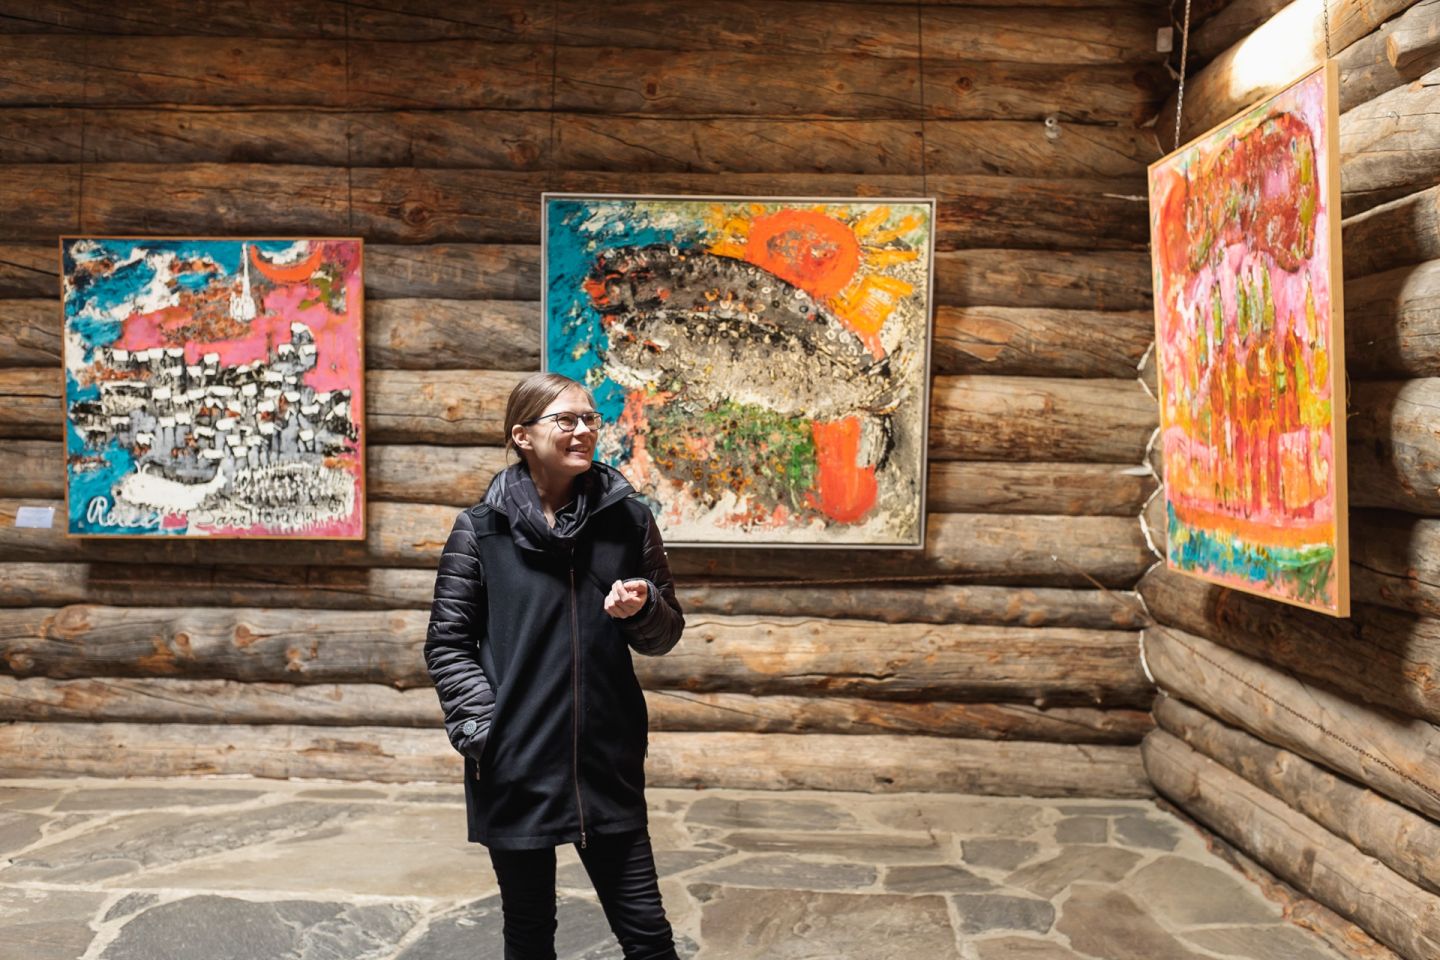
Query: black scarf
[{"left": 485, "top": 460, "right": 634, "bottom": 556}]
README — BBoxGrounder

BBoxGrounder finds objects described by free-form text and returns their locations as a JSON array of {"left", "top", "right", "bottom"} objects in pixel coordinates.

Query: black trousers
[{"left": 488, "top": 829, "right": 679, "bottom": 960}]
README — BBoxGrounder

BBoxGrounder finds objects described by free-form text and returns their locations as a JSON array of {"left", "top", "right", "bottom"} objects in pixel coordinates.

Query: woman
[{"left": 424, "top": 372, "right": 686, "bottom": 960}]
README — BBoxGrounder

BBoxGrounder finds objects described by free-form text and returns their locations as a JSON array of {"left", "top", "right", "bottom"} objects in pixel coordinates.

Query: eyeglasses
[{"left": 523, "top": 411, "right": 605, "bottom": 432}]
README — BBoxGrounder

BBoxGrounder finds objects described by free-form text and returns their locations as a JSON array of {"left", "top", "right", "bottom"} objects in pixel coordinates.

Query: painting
[
  {"left": 62, "top": 238, "right": 365, "bottom": 539},
  {"left": 1148, "top": 62, "right": 1348, "bottom": 615},
  {"left": 543, "top": 194, "right": 935, "bottom": 547}
]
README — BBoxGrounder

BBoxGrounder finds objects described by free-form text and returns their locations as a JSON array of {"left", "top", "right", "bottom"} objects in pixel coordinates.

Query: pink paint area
[
  {"left": 114, "top": 241, "right": 363, "bottom": 395},
  {"left": 196, "top": 509, "right": 362, "bottom": 538}
]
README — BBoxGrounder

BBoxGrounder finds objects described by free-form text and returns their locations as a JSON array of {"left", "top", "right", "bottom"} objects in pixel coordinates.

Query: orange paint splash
[
  {"left": 744, "top": 209, "right": 862, "bottom": 299},
  {"left": 249, "top": 244, "right": 326, "bottom": 284},
  {"left": 810, "top": 417, "right": 877, "bottom": 524}
]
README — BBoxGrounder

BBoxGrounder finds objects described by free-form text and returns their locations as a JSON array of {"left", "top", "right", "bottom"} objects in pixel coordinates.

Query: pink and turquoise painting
[
  {"left": 1148, "top": 64, "right": 1348, "bottom": 615},
  {"left": 543, "top": 195, "right": 935, "bottom": 547},
  {"left": 62, "top": 238, "right": 365, "bottom": 538}
]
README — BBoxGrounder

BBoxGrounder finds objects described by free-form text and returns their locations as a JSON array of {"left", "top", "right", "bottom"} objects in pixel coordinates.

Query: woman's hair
[{"left": 503, "top": 372, "right": 594, "bottom": 458}]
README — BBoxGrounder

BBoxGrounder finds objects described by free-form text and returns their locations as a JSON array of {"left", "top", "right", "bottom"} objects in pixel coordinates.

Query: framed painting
[
  {"left": 543, "top": 194, "right": 935, "bottom": 548},
  {"left": 1148, "top": 62, "right": 1349, "bottom": 615},
  {"left": 61, "top": 237, "right": 365, "bottom": 539}
]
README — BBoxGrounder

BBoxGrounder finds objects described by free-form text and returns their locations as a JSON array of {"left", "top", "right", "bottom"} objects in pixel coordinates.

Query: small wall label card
[
  {"left": 1148, "top": 64, "right": 1348, "bottom": 615},
  {"left": 544, "top": 195, "right": 935, "bottom": 548},
  {"left": 62, "top": 238, "right": 365, "bottom": 539}
]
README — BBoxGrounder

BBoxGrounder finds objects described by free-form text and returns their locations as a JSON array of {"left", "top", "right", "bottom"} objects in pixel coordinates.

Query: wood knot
[
  {"left": 644, "top": 81, "right": 659, "bottom": 98},
  {"left": 952, "top": 76, "right": 973, "bottom": 93},
  {"left": 400, "top": 201, "right": 431, "bottom": 226}
]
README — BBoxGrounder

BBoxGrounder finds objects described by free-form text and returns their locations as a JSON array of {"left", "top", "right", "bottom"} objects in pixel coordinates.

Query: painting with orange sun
[{"left": 543, "top": 194, "right": 935, "bottom": 547}]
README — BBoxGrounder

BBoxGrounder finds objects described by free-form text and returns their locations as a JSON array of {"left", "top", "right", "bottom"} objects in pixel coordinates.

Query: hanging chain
[
  {"left": 1173, "top": 0, "right": 1193, "bottom": 152},
  {"left": 1321, "top": 0, "right": 1332, "bottom": 59}
]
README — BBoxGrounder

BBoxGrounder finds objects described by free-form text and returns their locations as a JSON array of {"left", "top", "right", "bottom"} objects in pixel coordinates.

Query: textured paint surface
[
  {"left": 62, "top": 239, "right": 364, "bottom": 538},
  {"left": 1149, "top": 68, "right": 1344, "bottom": 611},
  {"left": 546, "top": 197, "right": 933, "bottom": 545}
]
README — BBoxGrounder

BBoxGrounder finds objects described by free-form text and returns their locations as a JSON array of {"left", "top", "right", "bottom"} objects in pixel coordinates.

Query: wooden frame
[
  {"left": 60, "top": 236, "right": 367, "bottom": 540},
  {"left": 542, "top": 193, "right": 936, "bottom": 549},
  {"left": 1147, "top": 63, "right": 1349, "bottom": 616}
]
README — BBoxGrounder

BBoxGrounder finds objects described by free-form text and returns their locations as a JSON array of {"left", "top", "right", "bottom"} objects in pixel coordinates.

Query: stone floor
[{"left": 0, "top": 777, "right": 1353, "bottom": 960}]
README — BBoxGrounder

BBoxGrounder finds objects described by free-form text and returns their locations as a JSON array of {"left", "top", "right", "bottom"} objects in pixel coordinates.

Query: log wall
[
  {"left": 0, "top": 0, "right": 1167, "bottom": 797},
  {"left": 1144, "top": 2, "right": 1440, "bottom": 954}
]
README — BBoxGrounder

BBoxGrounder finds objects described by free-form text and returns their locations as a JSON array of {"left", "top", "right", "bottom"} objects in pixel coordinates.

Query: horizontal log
[
  {"left": 1, "top": 499, "right": 1152, "bottom": 585},
  {"left": 366, "top": 299, "right": 539, "bottom": 370},
  {"left": 1143, "top": 624, "right": 1440, "bottom": 822},
  {"left": 0, "top": 440, "right": 57, "bottom": 499},
  {"left": 0, "top": 676, "right": 1152, "bottom": 743},
  {"left": 0, "top": 562, "right": 440, "bottom": 610},
  {"left": 1387, "top": 0, "right": 1440, "bottom": 67},
  {"left": 1344, "top": 259, "right": 1440, "bottom": 379},
  {"left": 1162, "top": 0, "right": 1417, "bottom": 141},
  {"left": 918, "top": 6, "right": 1164, "bottom": 64},
  {"left": 367, "top": 446, "right": 1154, "bottom": 516},
  {"left": 0, "top": 0, "right": 550, "bottom": 42},
  {"left": 0, "top": 367, "right": 59, "bottom": 439},
  {"left": 1338, "top": 0, "right": 1440, "bottom": 110},
  {"left": 1348, "top": 380, "right": 1440, "bottom": 514},
  {"left": 929, "top": 376, "right": 1156, "bottom": 462},
  {"left": 0, "top": 299, "right": 57, "bottom": 366},
  {"left": 1139, "top": 563, "right": 1440, "bottom": 726},
  {"left": 0, "top": 163, "right": 1150, "bottom": 249},
  {"left": 927, "top": 461, "right": 1156, "bottom": 515},
  {"left": 1340, "top": 68, "right": 1440, "bottom": 216},
  {"left": 1351, "top": 510, "right": 1440, "bottom": 618},
  {"left": 1155, "top": 695, "right": 1440, "bottom": 897},
  {"left": 0, "top": 722, "right": 1152, "bottom": 795},
  {"left": 933, "top": 249, "right": 1152, "bottom": 310},
  {"left": 1143, "top": 729, "right": 1440, "bottom": 960},
  {"left": 0, "top": 606, "right": 1151, "bottom": 705},
  {"left": 920, "top": 59, "right": 1166, "bottom": 125},
  {"left": 0, "top": 243, "right": 1157, "bottom": 311},
  {"left": 1190, "top": 0, "right": 1292, "bottom": 63},
  {"left": 0, "top": 107, "right": 1161, "bottom": 179},
  {"left": 933, "top": 305, "right": 1151, "bottom": 377},
  {"left": 10, "top": 366, "right": 1156, "bottom": 461},
  {"left": 0, "top": 562, "right": 1148, "bottom": 629},
  {"left": 1343, "top": 183, "right": 1440, "bottom": 280},
  {"left": 637, "top": 618, "right": 1150, "bottom": 705},
  {"left": 0, "top": 243, "right": 53, "bottom": 298},
  {"left": 648, "top": 731, "right": 1152, "bottom": 795}
]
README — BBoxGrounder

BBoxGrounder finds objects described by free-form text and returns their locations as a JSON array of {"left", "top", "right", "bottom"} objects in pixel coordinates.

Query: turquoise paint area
[
  {"left": 545, "top": 199, "right": 690, "bottom": 442},
  {"left": 66, "top": 440, "right": 168, "bottom": 536},
  {"left": 1166, "top": 502, "right": 1334, "bottom": 604}
]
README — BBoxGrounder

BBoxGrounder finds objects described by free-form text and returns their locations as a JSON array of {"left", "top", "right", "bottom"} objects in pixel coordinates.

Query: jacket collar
[{"left": 484, "top": 459, "right": 635, "bottom": 554}]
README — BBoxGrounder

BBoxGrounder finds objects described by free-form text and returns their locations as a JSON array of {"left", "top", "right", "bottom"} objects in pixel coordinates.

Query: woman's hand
[{"left": 604, "top": 579, "right": 649, "bottom": 619}]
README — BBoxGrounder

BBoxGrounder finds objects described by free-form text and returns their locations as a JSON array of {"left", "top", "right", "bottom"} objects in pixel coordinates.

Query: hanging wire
[{"left": 1173, "top": 0, "right": 1193, "bottom": 152}]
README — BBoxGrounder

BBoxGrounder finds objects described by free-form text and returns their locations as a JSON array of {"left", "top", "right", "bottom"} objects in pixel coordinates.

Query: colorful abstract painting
[
  {"left": 1148, "top": 63, "right": 1348, "bottom": 615},
  {"left": 62, "top": 238, "right": 365, "bottom": 538},
  {"left": 544, "top": 195, "right": 935, "bottom": 547}
]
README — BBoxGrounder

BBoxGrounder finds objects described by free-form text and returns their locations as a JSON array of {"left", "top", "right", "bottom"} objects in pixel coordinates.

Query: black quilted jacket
[{"left": 423, "top": 461, "right": 685, "bottom": 850}]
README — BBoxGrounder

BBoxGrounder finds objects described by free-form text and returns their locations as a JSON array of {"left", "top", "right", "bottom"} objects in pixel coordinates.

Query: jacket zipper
[{"left": 569, "top": 563, "right": 588, "bottom": 849}]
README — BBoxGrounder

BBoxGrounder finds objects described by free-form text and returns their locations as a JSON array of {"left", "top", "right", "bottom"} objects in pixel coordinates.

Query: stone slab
[
  {"left": 692, "top": 854, "right": 877, "bottom": 891},
  {"left": 862, "top": 797, "right": 1046, "bottom": 838},
  {"left": 1112, "top": 813, "right": 1179, "bottom": 851},
  {"left": 1123, "top": 857, "right": 1280, "bottom": 926},
  {"left": 2, "top": 802, "right": 357, "bottom": 884},
  {"left": 716, "top": 830, "right": 943, "bottom": 864},
  {"left": 1004, "top": 846, "right": 1143, "bottom": 898},
  {"left": 961, "top": 839, "right": 1040, "bottom": 872},
  {"left": 952, "top": 894, "right": 1056, "bottom": 934},
  {"left": 1056, "top": 886, "right": 1213, "bottom": 960},
  {"left": 126, "top": 805, "right": 496, "bottom": 899},
  {"left": 685, "top": 795, "right": 857, "bottom": 831},
  {"left": 0, "top": 786, "right": 64, "bottom": 811},
  {"left": 1054, "top": 817, "right": 1107, "bottom": 844},
  {"left": 0, "top": 887, "right": 105, "bottom": 960},
  {"left": 974, "top": 937, "right": 1087, "bottom": 959},
  {"left": 54, "top": 787, "right": 263, "bottom": 811},
  {"left": 1181, "top": 924, "right": 1351, "bottom": 960},
  {"left": 100, "top": 895, "right": 417, "bottom": 960},
  {"left": 694, "top": 887, "right": 960, "bottom": 959},
  {"left": 885, "top": 864, "right": 995, "bottom": 894},
  {"left": 0, "top": 811, "right": 48, "bottom": 857}
]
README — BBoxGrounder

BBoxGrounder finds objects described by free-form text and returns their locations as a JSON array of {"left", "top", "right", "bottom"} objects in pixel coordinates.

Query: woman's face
[{"left": 514, "top": 384, "right": 598, "bottom": 478}]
